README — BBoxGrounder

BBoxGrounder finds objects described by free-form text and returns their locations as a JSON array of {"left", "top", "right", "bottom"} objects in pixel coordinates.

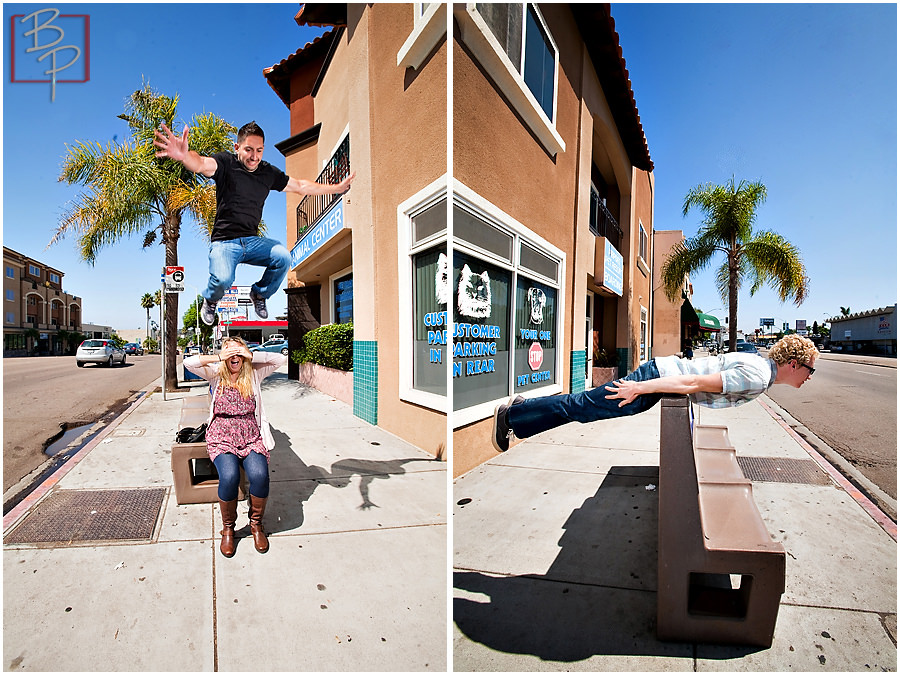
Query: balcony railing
[
  {"left": 296, "top": 135, "right": 350, "bottom": 241},
  {"left": 589, "top": 190, "right": 622, "bottom": 249}
]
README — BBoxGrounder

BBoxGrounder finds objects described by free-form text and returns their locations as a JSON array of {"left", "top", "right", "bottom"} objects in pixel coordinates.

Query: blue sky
[
  {"left": 3, "top": 3, "right": 327, "bottom": 331},
  {"left": 3, "top": 3, "right": 897, "bottom": 339},
  {"left": 611, "top": 3, "right": 897, "bottom": 335}
]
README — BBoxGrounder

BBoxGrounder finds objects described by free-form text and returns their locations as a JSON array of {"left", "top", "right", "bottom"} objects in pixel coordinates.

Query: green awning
[{"left": 697, "top": 313, "right": 721, "bottom": 332}]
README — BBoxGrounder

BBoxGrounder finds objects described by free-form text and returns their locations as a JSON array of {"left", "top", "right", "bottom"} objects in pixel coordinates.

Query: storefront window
[
  {"left": 452, "top": 251, "right": 511, "bottom": 410},
  {"left": 413, "top": 246, "right": 447, "bottom": 396},
  {"left": 513, "top": 279, "right": 557, "bottom": 393}
]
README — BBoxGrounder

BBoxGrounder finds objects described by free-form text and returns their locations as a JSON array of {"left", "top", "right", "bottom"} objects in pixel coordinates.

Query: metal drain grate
[
  {"left": 737, "top": 456, "right": 832, "bottom": 486},
  {"left": 5, "top": 488, "right": 166, "bottom": 545}
]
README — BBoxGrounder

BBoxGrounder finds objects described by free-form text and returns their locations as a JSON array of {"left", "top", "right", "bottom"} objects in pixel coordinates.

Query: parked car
[
  {"left": 251, "top": 339, "right": 289, "bottom": 355},
  {"left": 76, "top": 339, "right": 126, "bottom": 367},
  {"left": 123, "top": 342, "right": 144, "bottom": 356},
  {"left": 733, "top": 340, "right": 758, "bottom": 353}
]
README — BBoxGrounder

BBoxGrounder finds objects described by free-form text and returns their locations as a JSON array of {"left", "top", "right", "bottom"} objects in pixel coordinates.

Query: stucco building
[
  {"left": 264, "top": 3, "right": 448, "bottom": 458},
  {"left": 452, "top": 4, "right": 656, "bottom": 474},
  {"left": 3, "top": 247, "right": 83, "bottom": 356}
]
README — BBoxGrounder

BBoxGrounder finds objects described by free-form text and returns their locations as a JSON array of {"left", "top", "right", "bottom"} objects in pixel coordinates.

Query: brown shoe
[
  {"left": 218, "top": 499, "right": 238, "bottom": 557},
  {"left": 248, "top": 495, "right": 269, "bottom": 553}
]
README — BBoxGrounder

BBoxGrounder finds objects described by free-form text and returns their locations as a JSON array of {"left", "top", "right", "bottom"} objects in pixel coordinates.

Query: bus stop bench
[
  {"left": 656, "top": 394, "right": 785, "bottom": 648},
  {"left": 171, "top": 395, "right": 246, "bottom": 505}
]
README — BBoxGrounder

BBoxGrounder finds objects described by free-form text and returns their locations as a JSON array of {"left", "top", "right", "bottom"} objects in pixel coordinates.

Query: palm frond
[
  {"left": 743, "top": 230, "right": 809, "bottom": 305},
  {"left": 659, "top": 235, "right": 718, "bottom": 301}
]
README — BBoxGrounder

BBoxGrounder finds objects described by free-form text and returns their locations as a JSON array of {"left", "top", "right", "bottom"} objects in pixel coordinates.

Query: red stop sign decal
[{"left": 528, "top": 342, "right": 543, "bottom": 371}]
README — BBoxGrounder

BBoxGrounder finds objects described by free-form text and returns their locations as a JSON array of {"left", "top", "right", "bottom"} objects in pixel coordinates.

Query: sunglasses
[{"left": 799, "top": 362, "right": 815, "bottom": 375}]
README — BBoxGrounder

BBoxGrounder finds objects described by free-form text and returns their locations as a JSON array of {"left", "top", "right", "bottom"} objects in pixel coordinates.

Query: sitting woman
[{"left": 184, "top": 337, "right": 287, "bottom": 557}]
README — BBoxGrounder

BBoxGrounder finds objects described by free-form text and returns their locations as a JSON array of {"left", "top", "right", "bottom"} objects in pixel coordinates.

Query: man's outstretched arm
[
  {"left": 605, "top": 373, "right": 724, "bottom": 407},
  {"left": 284, "top": 171, "right": 356, "bottom": 196},
  {"left": 154, "top": 124, "right": 218, "bottom": 177}
]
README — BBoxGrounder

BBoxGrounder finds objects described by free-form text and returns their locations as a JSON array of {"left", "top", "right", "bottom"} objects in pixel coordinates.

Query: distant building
[
  {"left": 81, "top": 323, "right": 113, "bottom": 340},
  {"left": 3, "top": 247, "right": 83, "bottom": 356},
  {"left": 828, "top": 305, "right": 896, "bottom": 355}
]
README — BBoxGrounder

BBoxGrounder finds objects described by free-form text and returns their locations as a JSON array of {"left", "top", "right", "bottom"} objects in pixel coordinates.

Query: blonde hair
[
  {"left": 217, "top": 337, "right": 255, "bottom": 399},
  {"left": 769, "top": 334, "right": 817, "bottom": 366}
]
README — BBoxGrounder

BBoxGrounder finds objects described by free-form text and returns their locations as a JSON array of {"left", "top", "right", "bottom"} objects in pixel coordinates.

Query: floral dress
[{"left": 206, "top": 384, "right": 269, "bottom": 462}]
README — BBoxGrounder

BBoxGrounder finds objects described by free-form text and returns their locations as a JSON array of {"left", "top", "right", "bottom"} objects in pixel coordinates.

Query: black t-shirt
[{"left": 210, "top": 152, "right": 290, "bottom": 241}]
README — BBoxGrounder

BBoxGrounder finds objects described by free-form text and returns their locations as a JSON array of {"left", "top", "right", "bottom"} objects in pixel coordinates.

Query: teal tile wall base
[
  {"left": 616, "top": 347, "right": 630, "bottom": 379},
  {"left": 570, "top": 350, "right": 587, "bottom": 394},
  {"left": 353, "top": 340, "right": 378, "bottom": 425}
]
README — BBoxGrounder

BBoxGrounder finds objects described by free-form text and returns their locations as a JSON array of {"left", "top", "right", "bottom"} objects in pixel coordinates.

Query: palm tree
[
  {"left": 660, "top": 178, "right": 809, "bottom": 352},
  {"left": 141, "top": 292, "right": 157, "bottom": 345},
  {"left": 51, "top": 82, "right": 235, "bottom": 390}
]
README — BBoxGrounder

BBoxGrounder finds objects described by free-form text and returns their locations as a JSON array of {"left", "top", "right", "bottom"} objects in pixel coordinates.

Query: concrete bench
[
  {"left": 657, "top": 395, "right": 785, "bottom": 648},
  {"left": 171, "top": 395, "right": 246, "bottom": 505}
]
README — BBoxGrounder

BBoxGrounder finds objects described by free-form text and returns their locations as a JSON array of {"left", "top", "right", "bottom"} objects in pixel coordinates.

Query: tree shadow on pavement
[{"left": 453, "top": 467, "right": 761, "bottom": 663}]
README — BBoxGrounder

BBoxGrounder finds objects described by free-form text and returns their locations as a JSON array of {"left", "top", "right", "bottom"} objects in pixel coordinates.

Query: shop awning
[{"left": 697, "top": 313, "right": 721, "bottom": 332}]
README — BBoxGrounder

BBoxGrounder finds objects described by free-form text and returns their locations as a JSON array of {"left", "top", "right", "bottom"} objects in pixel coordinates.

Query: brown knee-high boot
[
  {"left": 218, "top": 499, "right": 238, "bottom": 557},
  {"left": 248, "top": 495, "right": 269, "bottom": 553}
]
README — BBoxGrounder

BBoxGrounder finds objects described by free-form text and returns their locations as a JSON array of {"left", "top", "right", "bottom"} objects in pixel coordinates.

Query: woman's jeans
[
  {"left": 203, "top": 236, "right": 292, "bottom": 304},
  {"left": 213, "top": 451, "right": 270, "bottom": 501},
  {"left": 508, "top": 359, "right": 662, "bottom": 439}
]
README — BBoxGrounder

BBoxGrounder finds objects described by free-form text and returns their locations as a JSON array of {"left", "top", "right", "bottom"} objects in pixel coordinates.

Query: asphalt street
[{"left": 3, "top": 354, "right": 161, "bottom": 495}]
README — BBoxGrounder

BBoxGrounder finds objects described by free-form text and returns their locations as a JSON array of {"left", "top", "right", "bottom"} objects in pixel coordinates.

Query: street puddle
[{"left": 44, "top": 423, "right": 96, "bottom": 457}]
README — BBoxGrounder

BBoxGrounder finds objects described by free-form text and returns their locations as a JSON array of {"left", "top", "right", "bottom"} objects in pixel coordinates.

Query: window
[
  {"left": 640, "top": 307, "right": 648, "bottom": 362},
  {"left": 6, "top": 266, "right": 15, "bottom": 279},
  {"left": 456, "top": 3, "right": 564, "bottom": 155},
  {"left": 639, "top": 222, "right": 648, "bottom": 263},
  {"left": 50, "top": 273, "right": 60, "bottom": 284},
  {"left": 398, "top": 176, "right": 448, "bottom": 411},
  {"left": 5, "top": 290, "right": 14, "bottom": 302},
  {"left": 397, "top": 2, "right": 446, "bottom": 70},
  {"left": 332, "top": 273, "right": 353, "bottom": 325},
  {"left": 474, "top": 4, "right": 557, "bottom": 122},
  {"left": 411, "top": 199, "right": 447, "bottom": 397},
  {"left": 5, "top": 313, "right": 14, "bottom": 325},
  {"left": 28, "top": 264, "right": 41, "bottom": 278},
  {"left": 453, "top": 184, "right": 565, "bottom": 425}
]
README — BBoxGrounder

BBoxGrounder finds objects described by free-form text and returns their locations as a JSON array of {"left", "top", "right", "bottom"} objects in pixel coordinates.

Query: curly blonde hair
[
  {"left": 217, "top": 337, "right": 255, "bottom": 399},
  {"left": 768, "top": 334, "right": 817, "bottom": 366}
]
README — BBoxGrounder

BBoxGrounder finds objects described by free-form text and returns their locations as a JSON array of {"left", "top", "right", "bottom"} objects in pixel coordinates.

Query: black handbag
[{"left": 176, "top": 423, "right": 207, "bottom": 444}]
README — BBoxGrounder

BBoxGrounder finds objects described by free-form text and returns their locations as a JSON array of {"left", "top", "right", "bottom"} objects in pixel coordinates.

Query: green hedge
[{"left": 291, "top": 322, "right": 353, "bottom": 371}]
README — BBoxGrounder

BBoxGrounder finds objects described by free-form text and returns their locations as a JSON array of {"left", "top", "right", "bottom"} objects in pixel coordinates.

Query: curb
[
  {"left": 758, "top": 397, "right": 897, "bottom": 541},
  {"left": 3, "top": 387, "right": 156, "bottom": 533}
]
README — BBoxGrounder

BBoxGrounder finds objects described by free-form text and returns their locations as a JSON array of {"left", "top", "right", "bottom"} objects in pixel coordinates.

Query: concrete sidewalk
[
  {"left": 452, "top": 395, "right": 897, "bottom": 671},
  {"left": 4, "top": 365, "right": 447, "bottom": 672}
]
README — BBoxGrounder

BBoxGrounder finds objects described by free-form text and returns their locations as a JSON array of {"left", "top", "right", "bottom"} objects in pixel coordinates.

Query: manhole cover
[
  {"left": 737, "top": 457, "right": 832, "bottom": 486},
  {"left": 5, "top": 488, "right": 166, "bottom": 545}
]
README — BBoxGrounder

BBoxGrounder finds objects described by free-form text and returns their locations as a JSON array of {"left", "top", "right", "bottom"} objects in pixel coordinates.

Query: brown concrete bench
[
  {"left": 657, "top": 395, "right": 785, "bottom": 648},
  {"left": 171, "top": 395, "right": 246, "bottom": 505}
]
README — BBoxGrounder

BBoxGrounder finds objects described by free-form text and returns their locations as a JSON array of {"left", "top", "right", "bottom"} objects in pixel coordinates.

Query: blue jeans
[
  {"left": 508, "top": 359, "right": 662, "bottom": 439},
  {"left": 203, "top": 236, "right": 292, "bottom": 304},
  {"left": 213, "top": 451, "right": 270, "bottom": 501}
]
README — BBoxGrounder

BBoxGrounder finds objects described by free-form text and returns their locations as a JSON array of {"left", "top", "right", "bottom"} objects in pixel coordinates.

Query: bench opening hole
[
  {"left": 688, "top": 572, "right": 753, "bottom": 619},
  {"left": 191, "top": 458, "right": 218, "bottom": 485}
]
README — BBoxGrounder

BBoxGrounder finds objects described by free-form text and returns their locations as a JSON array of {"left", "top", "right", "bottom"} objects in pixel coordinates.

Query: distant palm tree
[
  {"left": 51, "top": 82, "right": 235, "bottom": 389},
  {"left": 661, "top": 178, "right": 809, "bottom": 351},
  {"left": 141, "top": 292, "right": 157, "bottom": 344}
]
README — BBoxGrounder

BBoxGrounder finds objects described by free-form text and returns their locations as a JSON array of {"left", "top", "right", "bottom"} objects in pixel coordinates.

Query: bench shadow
[
  {"left": 453, "top": 466, "right": 762, "bottom": 663},
  {"left": 262, "top": 428, "right": 440, "bottom": 535}
]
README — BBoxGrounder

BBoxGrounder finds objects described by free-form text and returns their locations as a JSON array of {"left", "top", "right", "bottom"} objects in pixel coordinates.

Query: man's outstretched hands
[
  {"left": 605, "top": 379, "right": 643, "bottom": 407},
  {"left": 153, "top": 124, "right": 189, "bottom": 163}
]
